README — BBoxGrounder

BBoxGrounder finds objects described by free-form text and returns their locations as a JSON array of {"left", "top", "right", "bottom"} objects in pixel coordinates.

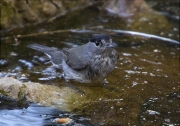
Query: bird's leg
[
  {"left": 102, "top": 79, "right": 118, "bottom": 93},
  {"left": 64, "top": 80, "right": 85, "bottom": 95},
  {"left": 102, "top": 78, "right": 109, "bottom": 85}
]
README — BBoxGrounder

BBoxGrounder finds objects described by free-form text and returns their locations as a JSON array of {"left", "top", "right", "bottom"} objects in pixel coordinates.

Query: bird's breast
[{"left": 87, "top": 50, "right": 118, "bottom": 82}]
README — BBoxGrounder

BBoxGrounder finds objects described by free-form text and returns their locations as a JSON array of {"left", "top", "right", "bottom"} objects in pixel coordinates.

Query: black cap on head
[{"left": 90, "top": 34, "right": 111, "bottom": 43}]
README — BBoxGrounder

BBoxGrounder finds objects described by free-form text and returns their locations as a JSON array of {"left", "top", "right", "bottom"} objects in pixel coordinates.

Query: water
[
  {"left": 0, "top": 1, "right": 179, "bottom": 125},
  {"left": 0, "top": 97, "right": 93, "bottom": 126}
]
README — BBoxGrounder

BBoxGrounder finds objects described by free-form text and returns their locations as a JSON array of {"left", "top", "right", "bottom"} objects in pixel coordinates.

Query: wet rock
[
  {"left": 103, "top": 0, "right": 149, "bottom": 18},
  {"left": 42, "top": 1, "right": 58, "bottom": 16},
  {"left": 1, "top": 0, "right": 98, "bottom": 30},
  {"left": 14, "top": 0, "right": 39, "bottom": 23},
  {"left": 0, "top": 77, "right": 82, "bottom": 111},
  {"left": 0, "top": 77, "right": 23, "bottom": 100},
  {"left": 103, "top": 0, "right": 172, "bottom": 34},
  {"left": 0, "top": 95, "right": 30, "bottom": 110}
]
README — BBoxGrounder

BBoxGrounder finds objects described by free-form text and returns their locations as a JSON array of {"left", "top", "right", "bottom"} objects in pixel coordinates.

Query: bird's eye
[
  {"left": 95, "top": 40, "right": 101, "bottom": 46},
  {"left": 95, "top": 41, "right": 99, "bottom": 46}
]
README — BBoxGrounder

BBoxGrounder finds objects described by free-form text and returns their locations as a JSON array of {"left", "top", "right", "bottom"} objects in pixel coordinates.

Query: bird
[{"left": 27, "top": 34, "right": 119, "bottom": 83}]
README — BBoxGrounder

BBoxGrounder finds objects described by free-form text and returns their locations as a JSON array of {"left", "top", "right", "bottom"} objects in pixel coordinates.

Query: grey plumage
[
  {"left": 27, "top": 44, "right": 67, "bottom": 68},
  {"left": 27, "top": 34, "right": 119, "bottom": 83}
]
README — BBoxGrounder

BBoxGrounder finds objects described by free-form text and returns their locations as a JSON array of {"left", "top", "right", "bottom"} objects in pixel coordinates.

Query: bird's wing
[
  {"left": 65, "top": 46, "right": 90, "bottom": 70},
  {"left": 27, "top": 44, "right": 67, "bottom": 65}
]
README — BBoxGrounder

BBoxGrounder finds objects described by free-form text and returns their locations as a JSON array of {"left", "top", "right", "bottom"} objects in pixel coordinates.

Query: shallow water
[
  {"left": 0, "top": 1, "right": 179, "bottom": 125},
  {"left": 0, "top": 97, "right": 93, "bottom": 126}
]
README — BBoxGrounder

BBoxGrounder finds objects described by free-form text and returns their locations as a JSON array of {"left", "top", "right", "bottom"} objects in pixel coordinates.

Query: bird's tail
[
  {"left": 27, "top": 44, "right": 67, "bottom": 67},
  {"left": 27, "top": 44, "right": 58, "bottom": 53}
]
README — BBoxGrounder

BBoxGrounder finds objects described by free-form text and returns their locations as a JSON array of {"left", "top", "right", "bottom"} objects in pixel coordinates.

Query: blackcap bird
[{"left": 27, "top": 34, "right": 119, "bottom": 83}]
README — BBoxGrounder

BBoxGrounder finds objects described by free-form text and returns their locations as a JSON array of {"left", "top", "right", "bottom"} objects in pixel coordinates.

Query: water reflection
[{"left": 0, "top": 102, "right": 93, "bottom": 126}]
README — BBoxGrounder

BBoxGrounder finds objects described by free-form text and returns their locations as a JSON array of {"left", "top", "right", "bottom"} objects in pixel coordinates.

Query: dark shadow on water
[{"left": 0, "top": 96, "right": 93, "bottom": 126}]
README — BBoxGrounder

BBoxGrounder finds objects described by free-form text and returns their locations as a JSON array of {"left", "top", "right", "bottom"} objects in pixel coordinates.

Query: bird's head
[{"left": 90, "top": 34, "right": 115, "bottom": 48}]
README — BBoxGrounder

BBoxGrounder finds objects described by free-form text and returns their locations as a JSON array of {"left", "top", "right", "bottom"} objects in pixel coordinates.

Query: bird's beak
[
  {"left": 106, "top": 42, "right": 117, "bottom": 48},
  {"left": 106, "top": 43, "right": 115, "bottom": 48}
]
